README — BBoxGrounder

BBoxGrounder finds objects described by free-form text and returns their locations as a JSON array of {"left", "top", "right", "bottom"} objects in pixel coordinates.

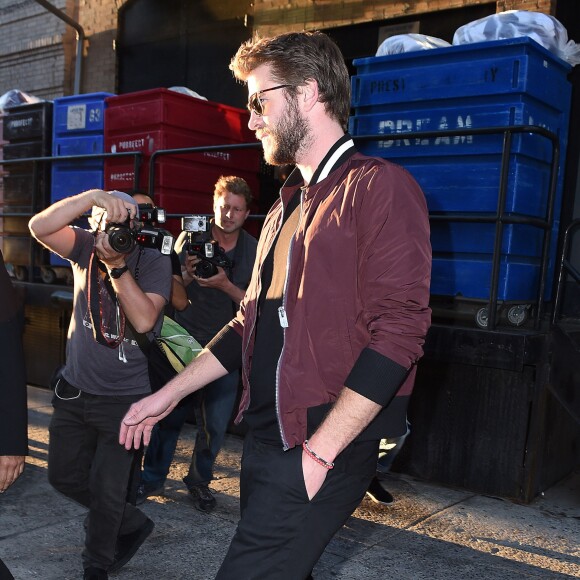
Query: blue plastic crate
[
  {"left": 52, "top": 92, "right": 113, "bottom": 141},
  {"left": 51, "top": 167, "right": 105, "bottom": 201},
  {"left": 51, "top": 93, "right": 111, "bottom": 203},
  {"left": 50, "top": 93, "right": 112, "bottom": 268},
  {"left": 430, "top": 255, "right": 543, "bottom": 302},
  {"left": 350, "top": 38, "right": 572, "bottom": 304},
  {"left": 51, "top": 134, "right": 107, "bottom": 205},
  {"left": 351, "top": 37, "right": 571, "bottom": 110},
  {"left": 396, "top": 155, "right": 553, "bottom": 216},
  {"left": 49, "top": 167, "right": 103, "bottom": 267},
  {"left": 349, "top": 97, "right": 565, "bottom": 164},
  {"left": 51, "top": 93, "right": 113, "bottom": 194},
  {"left": 430, "top": 222, "right": 545, "bottom": 258},
  {"left": 53, "top": 134, "right": 105, "bottom": 158}
]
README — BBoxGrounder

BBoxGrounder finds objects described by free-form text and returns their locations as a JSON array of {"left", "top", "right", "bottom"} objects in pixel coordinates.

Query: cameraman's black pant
[
  {"left": 48, "top": 386, "right": 148, "bottom": 571},
  {"left": 216, "top": 432, "right": 378, "bottom": 580}
]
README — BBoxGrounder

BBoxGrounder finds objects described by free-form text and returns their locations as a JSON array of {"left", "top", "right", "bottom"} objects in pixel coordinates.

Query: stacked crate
[
  {"left": 1, "top": 101, "right": 53, "bottom": 279},
  {"left": 104, "top": 88, "right": 260, "bottom": 235},
  {"left": 350, "top": 37, "right": 572, "bottom": 305},
  {"left": 51, "top": 92, "right": 113, "bottom": 268}
]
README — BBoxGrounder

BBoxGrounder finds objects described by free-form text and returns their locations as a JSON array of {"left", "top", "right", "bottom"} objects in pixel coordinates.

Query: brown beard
[{"left": 263, "top": 96, "right": 311, "bottom": 166}]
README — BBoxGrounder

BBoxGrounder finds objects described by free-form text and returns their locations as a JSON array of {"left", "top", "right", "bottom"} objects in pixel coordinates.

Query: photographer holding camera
[
  {"left": 29, "top": 189, "right": 172, "bottom": 580},
  {"left": 136, "top": 175, "right": 257, "bottom": 512}
]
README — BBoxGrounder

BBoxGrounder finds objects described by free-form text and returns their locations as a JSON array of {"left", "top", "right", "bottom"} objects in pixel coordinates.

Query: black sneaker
[
  {"left": 135, "top": 482, "right": 164, "bottom": 505},
  {"left": 188, "top": 484, "right": 217, "bottom": 513},
  {"left": 109, "top": 517, "right": 154, "bottom": 573},
  {"left": 83, "top": 567, "right": 108, "bottom": 580},
  {"left": 366, "top": 476, "right": 395, "bottom": 506}
]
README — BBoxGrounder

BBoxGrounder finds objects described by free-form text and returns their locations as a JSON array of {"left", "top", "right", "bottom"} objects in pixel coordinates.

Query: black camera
[
  {"left": 181, "top": 215, "right": 233, "bottom": 279},
  {"left": 106, "top": 204, "right": 174, "bottom": 255}
]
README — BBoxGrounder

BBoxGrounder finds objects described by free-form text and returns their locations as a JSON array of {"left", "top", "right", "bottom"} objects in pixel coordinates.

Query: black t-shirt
[{"left": 244, "top": 191, "right": 301, "bottom": 441}]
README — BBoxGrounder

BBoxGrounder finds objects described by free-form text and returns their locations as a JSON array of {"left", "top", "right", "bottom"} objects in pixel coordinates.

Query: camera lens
[
  {"left": 195, "top": 260, "right": 217, "bottom": 279},
  {"left": 107, "top": 226, "right": 135, "bottom": 254}
]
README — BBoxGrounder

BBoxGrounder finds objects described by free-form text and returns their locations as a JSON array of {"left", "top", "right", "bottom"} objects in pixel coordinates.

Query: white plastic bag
[
  {"left": 0, "top": 89, "right": 42, "bottom": 114},
  {"left": 168, "top": 86, "right": 207, "bottom": 100},
  {"left": 453, "top": 10, "right": 580, "bottom": 66},
  {"left": 376, "top": 34, "right": 451, "bottom": 56}
]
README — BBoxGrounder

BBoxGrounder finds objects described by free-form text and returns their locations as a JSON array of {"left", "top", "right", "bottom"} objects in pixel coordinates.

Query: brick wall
[
  {"left": 497, "top": 0, "right": 554, "bottom": 15},
  {"left": 0, "top": 0, "right": 68, "bottom": 100},
  {"left": 75, "top": 0, "right": 131, "bottom": 95},
  {"left": 0, "top": 0, "right": 130, "bottom": 101},
  {"left": 252, "top": 0, "right": 557, "bottom": 36}
]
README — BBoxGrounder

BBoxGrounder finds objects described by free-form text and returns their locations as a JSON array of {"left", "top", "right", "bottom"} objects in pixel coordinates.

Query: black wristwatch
[{"left": 109, "top": 265, "right": 129, "bottom": 279}]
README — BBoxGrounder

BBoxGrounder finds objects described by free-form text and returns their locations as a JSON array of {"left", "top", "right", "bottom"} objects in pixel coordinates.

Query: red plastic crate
[
  {"left": 105, "top": 128, "right": 259, "bottom": 175},
  {"left": 105, "top": 157, "right": 259, "bottom": 197},
  {"left": 105, "top": 89, "right": 255, "bottom": 142},
  {"left": 104, "top": 89, "right": 262, "bottom": 216}
]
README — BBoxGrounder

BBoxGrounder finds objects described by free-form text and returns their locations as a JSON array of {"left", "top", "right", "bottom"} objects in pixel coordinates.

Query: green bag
[{"left": 156, "top": 315, "right": 202, "bottom": 373}]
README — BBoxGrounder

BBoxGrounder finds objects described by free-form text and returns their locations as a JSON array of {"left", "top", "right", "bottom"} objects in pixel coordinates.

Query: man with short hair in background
[{"left": 136, "top": 175, "right": 257, "bottom": 513}]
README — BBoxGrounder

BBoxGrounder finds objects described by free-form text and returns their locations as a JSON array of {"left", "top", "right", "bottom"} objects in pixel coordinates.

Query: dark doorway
[{"left": 116, "top": 0, "right": 252, "bottom": 108}]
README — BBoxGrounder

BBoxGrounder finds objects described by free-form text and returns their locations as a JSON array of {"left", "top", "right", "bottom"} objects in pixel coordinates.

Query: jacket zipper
[{"left": 275, "top": 187, "right": 304, "bottom": 450}]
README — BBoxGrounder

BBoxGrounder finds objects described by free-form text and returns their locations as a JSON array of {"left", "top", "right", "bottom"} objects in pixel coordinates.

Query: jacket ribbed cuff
[
  {"left": 344, "top": 347, "right": 408, "bottom": 406},
  {"left": 206, "top": 325, "right": 242, "bottom": 372}
]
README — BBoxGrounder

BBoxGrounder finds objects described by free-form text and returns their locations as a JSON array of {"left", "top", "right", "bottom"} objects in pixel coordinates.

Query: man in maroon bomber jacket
[{"left": 121, "top": 31, "right": 431, "bottom": 580}]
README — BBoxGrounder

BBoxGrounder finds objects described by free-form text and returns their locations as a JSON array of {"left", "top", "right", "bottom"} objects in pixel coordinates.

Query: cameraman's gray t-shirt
[
  {"left": 176, "top": 228, "right": 257, "bottom": 345},
  {"left": 62, "top": 227, "right": 172, "bottom": 396}
]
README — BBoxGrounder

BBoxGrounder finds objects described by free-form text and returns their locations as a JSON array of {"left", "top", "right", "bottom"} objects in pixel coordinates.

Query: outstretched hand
[
  {"left": 119, "top": 389, "right": 177, "bottom": 450},
  {"left": 0, "top": 455, "right": 25, "bottom": 493}
]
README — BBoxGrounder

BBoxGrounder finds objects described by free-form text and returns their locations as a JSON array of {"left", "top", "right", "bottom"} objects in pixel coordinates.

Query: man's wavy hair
[
  {"left": 230, "top": 31, "right": 351, "bottom": 131},
  {"left": 214, "top": 175, "right": 253, "bottom": 207}
]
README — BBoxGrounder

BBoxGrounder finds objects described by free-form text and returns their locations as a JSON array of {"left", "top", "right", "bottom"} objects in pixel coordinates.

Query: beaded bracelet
[{"left": 302, "top": 439, "right": 334, "bottom": 470}]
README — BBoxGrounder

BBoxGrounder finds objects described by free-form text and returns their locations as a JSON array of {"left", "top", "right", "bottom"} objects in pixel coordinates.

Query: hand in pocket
[{"left": 301, "top": 450, "right": 329, "bottom": 500}]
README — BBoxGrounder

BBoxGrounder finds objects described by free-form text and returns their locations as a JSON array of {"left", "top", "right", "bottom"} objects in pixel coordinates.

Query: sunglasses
[{"left": 247, "top": 84, "right": 293, "bottom": 117}]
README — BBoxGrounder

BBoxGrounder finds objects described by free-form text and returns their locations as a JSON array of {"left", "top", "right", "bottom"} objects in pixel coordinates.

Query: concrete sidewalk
[{"left": 0, "top": 386, "right": 578, "bottom": 579}]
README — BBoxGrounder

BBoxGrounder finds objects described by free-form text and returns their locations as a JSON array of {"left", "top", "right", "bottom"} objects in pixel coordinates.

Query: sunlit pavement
[{"left": 1, "top": 386, "right": 578, "bottom": 580}]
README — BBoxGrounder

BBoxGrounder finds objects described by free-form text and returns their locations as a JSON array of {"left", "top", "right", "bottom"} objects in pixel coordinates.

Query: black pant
[
  {"left": 48, "top": 386, "right": 148, "bottom": 570},
  {"left": 0, "top": 557, "right": 14, "bottom": 579},
  {"left": 216, "top": 432, "right": 379, "bottom": 580}
]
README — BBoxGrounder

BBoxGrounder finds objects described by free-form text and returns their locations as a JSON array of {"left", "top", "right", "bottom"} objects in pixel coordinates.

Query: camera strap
[
  {"left": 110, "top": 247, "right": 151, "bottom": 357},
  {"left": 87, "top": 247, "right": 126, "bottom": 348}
]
